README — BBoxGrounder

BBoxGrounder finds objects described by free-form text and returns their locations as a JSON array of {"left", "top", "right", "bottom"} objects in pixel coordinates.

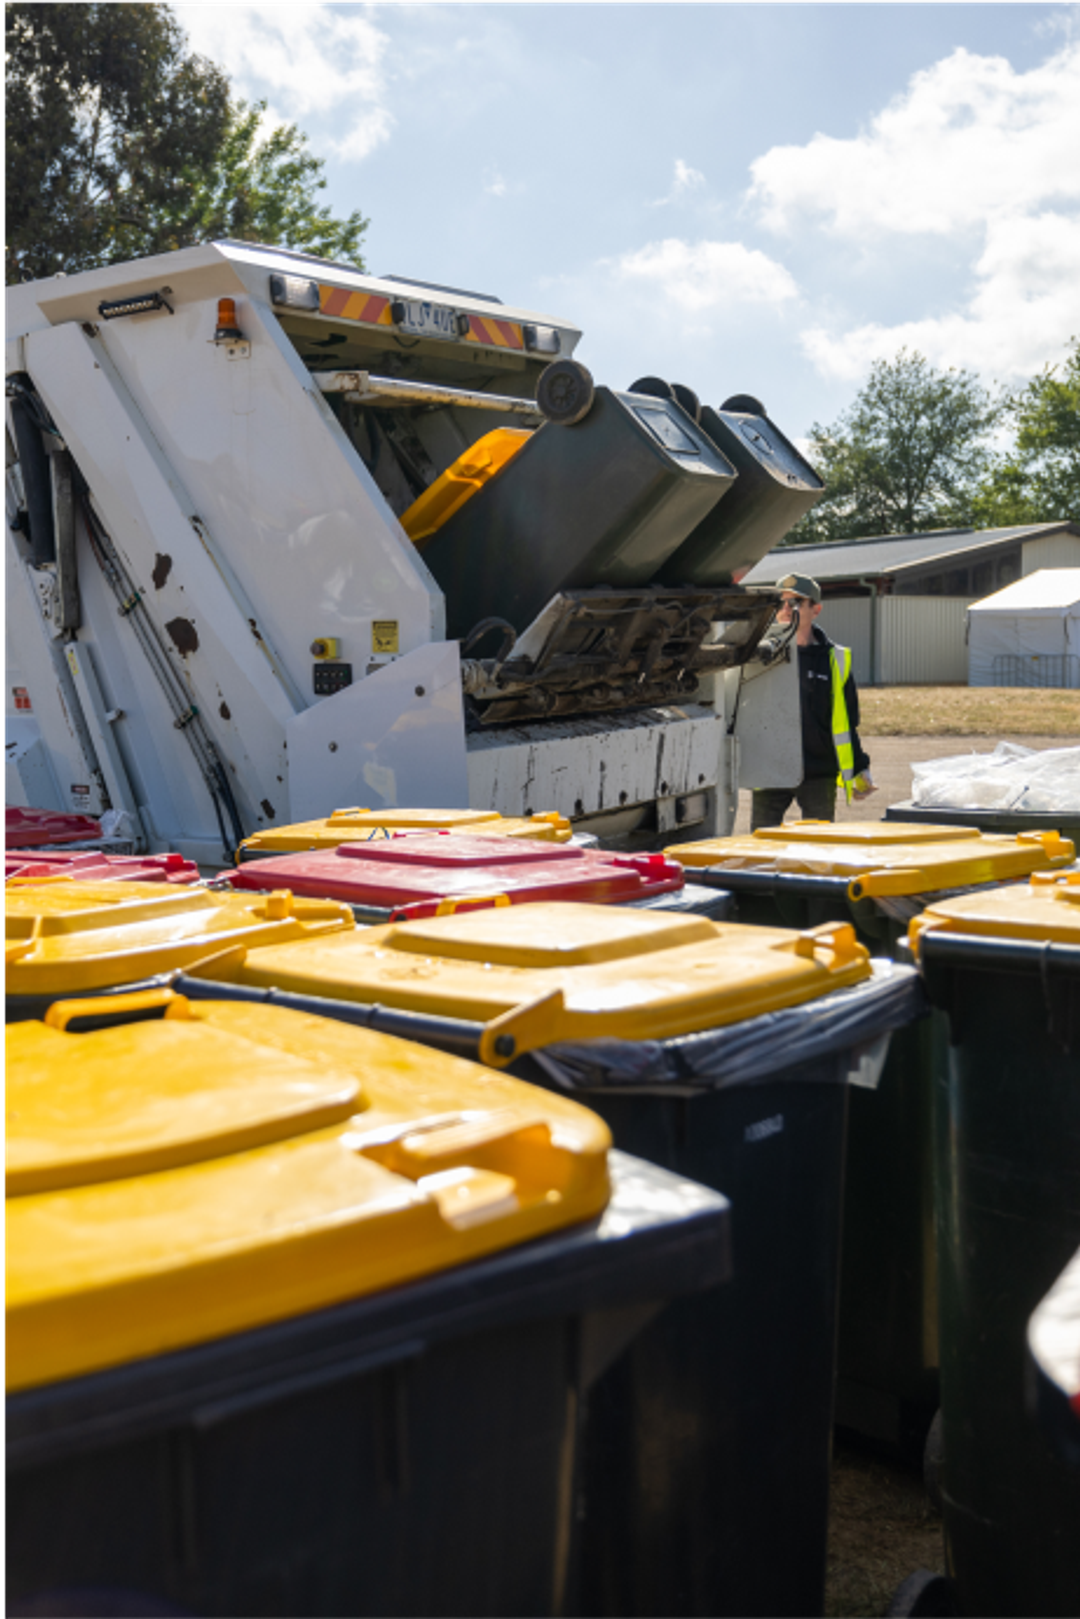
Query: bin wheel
[
  {"left": 886, "top": 1570, "right": 958, "bottom": 1617},
  {"left": 924, "top": 1407, "right": 944, "bottom": 1514},
  {"left": 721, "top": 393, "right": 766, "bottom": 416},
  {"left": 628, "top": 375, "right": 673, "bottom": 400},
  {"left": 537, "top": 360, "right": 595, "bottom": 425},
  {"left": 670, "top": 382, "right": 702, "bottom": 423}
]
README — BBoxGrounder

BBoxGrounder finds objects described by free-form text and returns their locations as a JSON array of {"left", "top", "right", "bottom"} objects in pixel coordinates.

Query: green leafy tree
[
  {"left": 972, "top": 337, "right": 1080, "bottom": 525},
  {"left": 5, "top": 2, "right": 366, "bottom": 284},
  {"left": 158, "top": 98, "right": 369, "bottom": 263},
  {"left": 787, "top": 350, "right": 999, "bottom": 544}
]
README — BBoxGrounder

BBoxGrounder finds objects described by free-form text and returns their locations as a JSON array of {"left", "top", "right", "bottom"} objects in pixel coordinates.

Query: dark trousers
[{"left": 750, "top": 774, "right": 837, "bottom": 830}]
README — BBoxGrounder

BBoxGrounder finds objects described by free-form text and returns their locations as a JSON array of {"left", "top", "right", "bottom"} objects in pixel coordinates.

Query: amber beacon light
[{"left": 214, "top": 298, "right": 242, "bottom": 342}]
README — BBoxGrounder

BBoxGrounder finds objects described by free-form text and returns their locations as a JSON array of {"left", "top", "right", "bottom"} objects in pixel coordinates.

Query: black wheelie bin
[
  {"left": 909, "top": 871, "right": 1080, "bottom": 1615},
  {"left": 176, "top": 899, "right": 927, "bottom": 1616},
  {"left": 666, "top": 820, "right": 1076, "bottom": 1454},
  {"left": 887, "top": 800, "right": 1080, "bottom": 843},
  {"left": 6, "top": 990, "right": 731, "bottom": 1619}
]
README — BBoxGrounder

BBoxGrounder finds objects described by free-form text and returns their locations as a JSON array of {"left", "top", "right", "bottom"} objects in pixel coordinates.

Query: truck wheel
[
  {"left": 886, "top": 1570, "right": 957, "bottom": 1617},
  {"left": 537, "top": 360, "right": 595, "bottom": 425},
  {"left": 721, "top": 393, "right": 766, "bottom": 416},
  {"left": 924, "top": 1407, "right": 944, "bottom": 1514}
]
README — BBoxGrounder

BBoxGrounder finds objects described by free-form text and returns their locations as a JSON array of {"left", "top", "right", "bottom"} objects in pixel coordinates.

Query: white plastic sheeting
[
  {"left": 968, "top": 570, "right": 1080, "bottom": 687},
  {"left": 912, "top": 742, "right": 1080, "bottom": 813}
]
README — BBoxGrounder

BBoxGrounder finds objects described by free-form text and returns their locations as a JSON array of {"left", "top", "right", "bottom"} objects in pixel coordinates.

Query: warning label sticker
[{"left": 372, "top": 620, "right": 399, "bottom": 655}]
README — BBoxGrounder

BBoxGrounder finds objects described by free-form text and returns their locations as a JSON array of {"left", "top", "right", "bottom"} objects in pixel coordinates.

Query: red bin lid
[
  {"left": 6, "top": 849, "right": 200, "bottom": 885},
  {"left": 5, "top": 807, "right": 103, "bottom": 849},
  {"left": 227, "top": 834, "right": 684, "bottom": 916}
]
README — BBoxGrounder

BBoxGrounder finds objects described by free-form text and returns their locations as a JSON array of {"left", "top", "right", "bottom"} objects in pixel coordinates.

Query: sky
[{"left": 173, "top": 1, "right": 1080, "bottom": 440}]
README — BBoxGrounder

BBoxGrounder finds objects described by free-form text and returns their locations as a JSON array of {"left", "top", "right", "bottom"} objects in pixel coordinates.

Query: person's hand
[{"left": 852, "top": 771, "right": 877, "bottom": 799}]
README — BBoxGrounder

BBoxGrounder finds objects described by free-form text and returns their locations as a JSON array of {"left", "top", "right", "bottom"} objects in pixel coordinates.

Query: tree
[
  {"left": 152, "top": 99, "right": 369, "bottom": 264},
  {"left": 5, "top": 2, "right": 367, "bottom": 284},
  {"left": 971, "top": 337, "right": 1080, "bottom": 526},
  {"left": 787, "top": 350, "right": 998, "bottom": 544}
]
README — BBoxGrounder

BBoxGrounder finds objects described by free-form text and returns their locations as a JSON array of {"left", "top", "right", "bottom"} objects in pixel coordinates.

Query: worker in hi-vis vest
[{"left": 751, "top": 572, "right": 876, "bottom": 830}]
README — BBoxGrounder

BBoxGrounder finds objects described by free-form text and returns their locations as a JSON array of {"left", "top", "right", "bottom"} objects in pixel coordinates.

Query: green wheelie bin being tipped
[
  {"left": 910, "top": 871, "right": 1080, "bottom": 1616},
  {"left": 666, "top": 820, "right": 1076, "bottom": 1454}
]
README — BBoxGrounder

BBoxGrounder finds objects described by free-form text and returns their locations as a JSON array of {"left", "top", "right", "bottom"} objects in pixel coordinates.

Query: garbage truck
[{"left": 6, "top": 239, "right": 823, "bottom": 865}]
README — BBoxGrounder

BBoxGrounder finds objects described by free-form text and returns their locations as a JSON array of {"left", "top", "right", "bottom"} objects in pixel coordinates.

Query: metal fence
[{"left": 991, "top": 654, "right": 1080, "bottom": 689}]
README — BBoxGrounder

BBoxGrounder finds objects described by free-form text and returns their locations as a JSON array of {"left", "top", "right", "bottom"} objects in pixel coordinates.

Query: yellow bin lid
[
  {"left": 193, "top": 900, "right": 873, "bottom": 1067},
  {"left": 909, "top": 869, "right": 1080, "bottom": 956},
  {"left": 238, "top": 806, "right": 573, "bottom": 857},
  {"left": 6, "top": 990, "right": 611, "bottom": 1390},
  {"left": 400, "top": 428, "right": 531, "bottom": 545},
  {"left": 665, "top": 822, "right": 1075, "bottom": 900},
  {"left": 6, "top": 882, "right": 354, "bottom": 997}
]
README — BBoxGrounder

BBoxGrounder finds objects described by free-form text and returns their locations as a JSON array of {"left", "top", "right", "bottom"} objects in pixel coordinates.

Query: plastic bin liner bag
[
  {"left": 912, "top": 742, "right": 1080, "bottom": 814},
  {"left": 529, "top": 958, "right": 927, "bottom": 1097}
]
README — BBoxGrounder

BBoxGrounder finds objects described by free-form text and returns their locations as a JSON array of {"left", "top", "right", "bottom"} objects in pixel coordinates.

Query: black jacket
[{"left": 797, "top": 625, "right": 870, "bottom": 779}]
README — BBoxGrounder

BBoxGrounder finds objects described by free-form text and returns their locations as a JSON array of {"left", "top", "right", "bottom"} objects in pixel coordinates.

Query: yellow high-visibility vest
[{"left": 829, "top": 643, "right": 857, "bottom": 801}]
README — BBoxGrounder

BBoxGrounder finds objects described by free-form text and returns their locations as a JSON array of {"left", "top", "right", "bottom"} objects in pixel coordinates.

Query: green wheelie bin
[
  {"left": 666, "top": 820, "right": 1076, "bottom": 1454},
  {"left": 910, "top": 871, "right": 1080, "bottom": 1616}
]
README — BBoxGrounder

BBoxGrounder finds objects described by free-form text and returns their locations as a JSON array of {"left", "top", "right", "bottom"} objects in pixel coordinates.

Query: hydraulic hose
[{"left": 78, "top": 488, "right": 246, "bottom": 858}]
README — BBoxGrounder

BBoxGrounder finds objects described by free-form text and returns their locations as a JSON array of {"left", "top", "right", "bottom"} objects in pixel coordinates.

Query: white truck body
[{"left": 6, "top": 241, "right": 800, "bottom": 862}]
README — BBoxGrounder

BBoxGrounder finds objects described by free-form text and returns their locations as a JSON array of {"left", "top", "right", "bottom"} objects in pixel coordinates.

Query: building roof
[
  {"left": 969, "top": 568, "right": 1080, "bottom": 615},
  {"left": 742, "top": 522, "right": 1080, "bottom": 586}
]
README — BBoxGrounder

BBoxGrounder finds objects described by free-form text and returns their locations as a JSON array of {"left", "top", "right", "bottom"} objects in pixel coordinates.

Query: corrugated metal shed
[
  {"left": 819, "top": 596, "right": 972, "bottom": 685},
  {"left": 744, "top": 522, "right": 1080, "bottom": 586}
]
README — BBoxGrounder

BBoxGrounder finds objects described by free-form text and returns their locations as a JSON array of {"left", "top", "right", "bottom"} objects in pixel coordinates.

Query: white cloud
[
  {"left": 750, "top": 42, "right": 1080, "bottom": 238},
  {"left": 612, "top": 238, "right": 799, "bottom": 311},
  {"left": 801, "top": 211, "right": 1080, "bottom": 381},
  {"left": 652, "top": 159, "right": 707, "bottom": 207},
  {"left": 174, "top": 3, "right": 394, "bottom": 161},
  {"left": 744, "top": 39, "right": 1080, "bottom": 384},
  {"left": 483, "top": 169, "right": 524, "bottom": 199}
]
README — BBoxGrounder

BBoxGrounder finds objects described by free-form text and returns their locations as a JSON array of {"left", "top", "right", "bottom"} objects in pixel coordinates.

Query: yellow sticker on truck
[{"left": 372, "top": 621, "right": 399, "bottom": 655}]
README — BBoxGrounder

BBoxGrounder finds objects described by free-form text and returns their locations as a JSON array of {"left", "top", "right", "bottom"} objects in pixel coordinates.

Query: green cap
[{"left": 776, "top": 572, "right": 822, "bottom": 604}]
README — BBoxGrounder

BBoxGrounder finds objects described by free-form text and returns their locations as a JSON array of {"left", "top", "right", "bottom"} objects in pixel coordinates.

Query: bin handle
[
  {"left": 847, "top": 867, "right": 922, "bottom": 901},
  {"left": 479, "top": 988, "right": 568, "bottom": 1067},
  {"left": 44, "top": 987, "right": 195, "bottom": 1031},
  {"left": 434, "top": 893, "right": 511, "bottom": 917},
  {"left": 353, "top": 1109, "right": 552, "bottom": 1177},
  {"left": 1030, "top": 868, "right": 1080, "bottom": 888},
  {"left": 792, "top": 921, "right": 866, "bottom": 972},
  {"left": 1017, "top": 830, "right": 1075, "bottom": 862}
]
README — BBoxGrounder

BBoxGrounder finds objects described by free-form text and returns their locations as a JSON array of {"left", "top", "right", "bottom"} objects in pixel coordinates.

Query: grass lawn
[{"left": 860, "top": 686, "right": 1080, "bottom": 737}]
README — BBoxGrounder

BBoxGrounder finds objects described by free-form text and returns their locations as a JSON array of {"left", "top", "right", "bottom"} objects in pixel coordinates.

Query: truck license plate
[{"left": 395, "top": 300, "right": 464, "bottom": 340}]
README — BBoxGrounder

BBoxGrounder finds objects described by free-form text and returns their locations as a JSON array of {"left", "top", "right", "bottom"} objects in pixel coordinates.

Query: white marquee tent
[{"left": 968, "top": 569, "right": 1080, "bottom": 688}]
